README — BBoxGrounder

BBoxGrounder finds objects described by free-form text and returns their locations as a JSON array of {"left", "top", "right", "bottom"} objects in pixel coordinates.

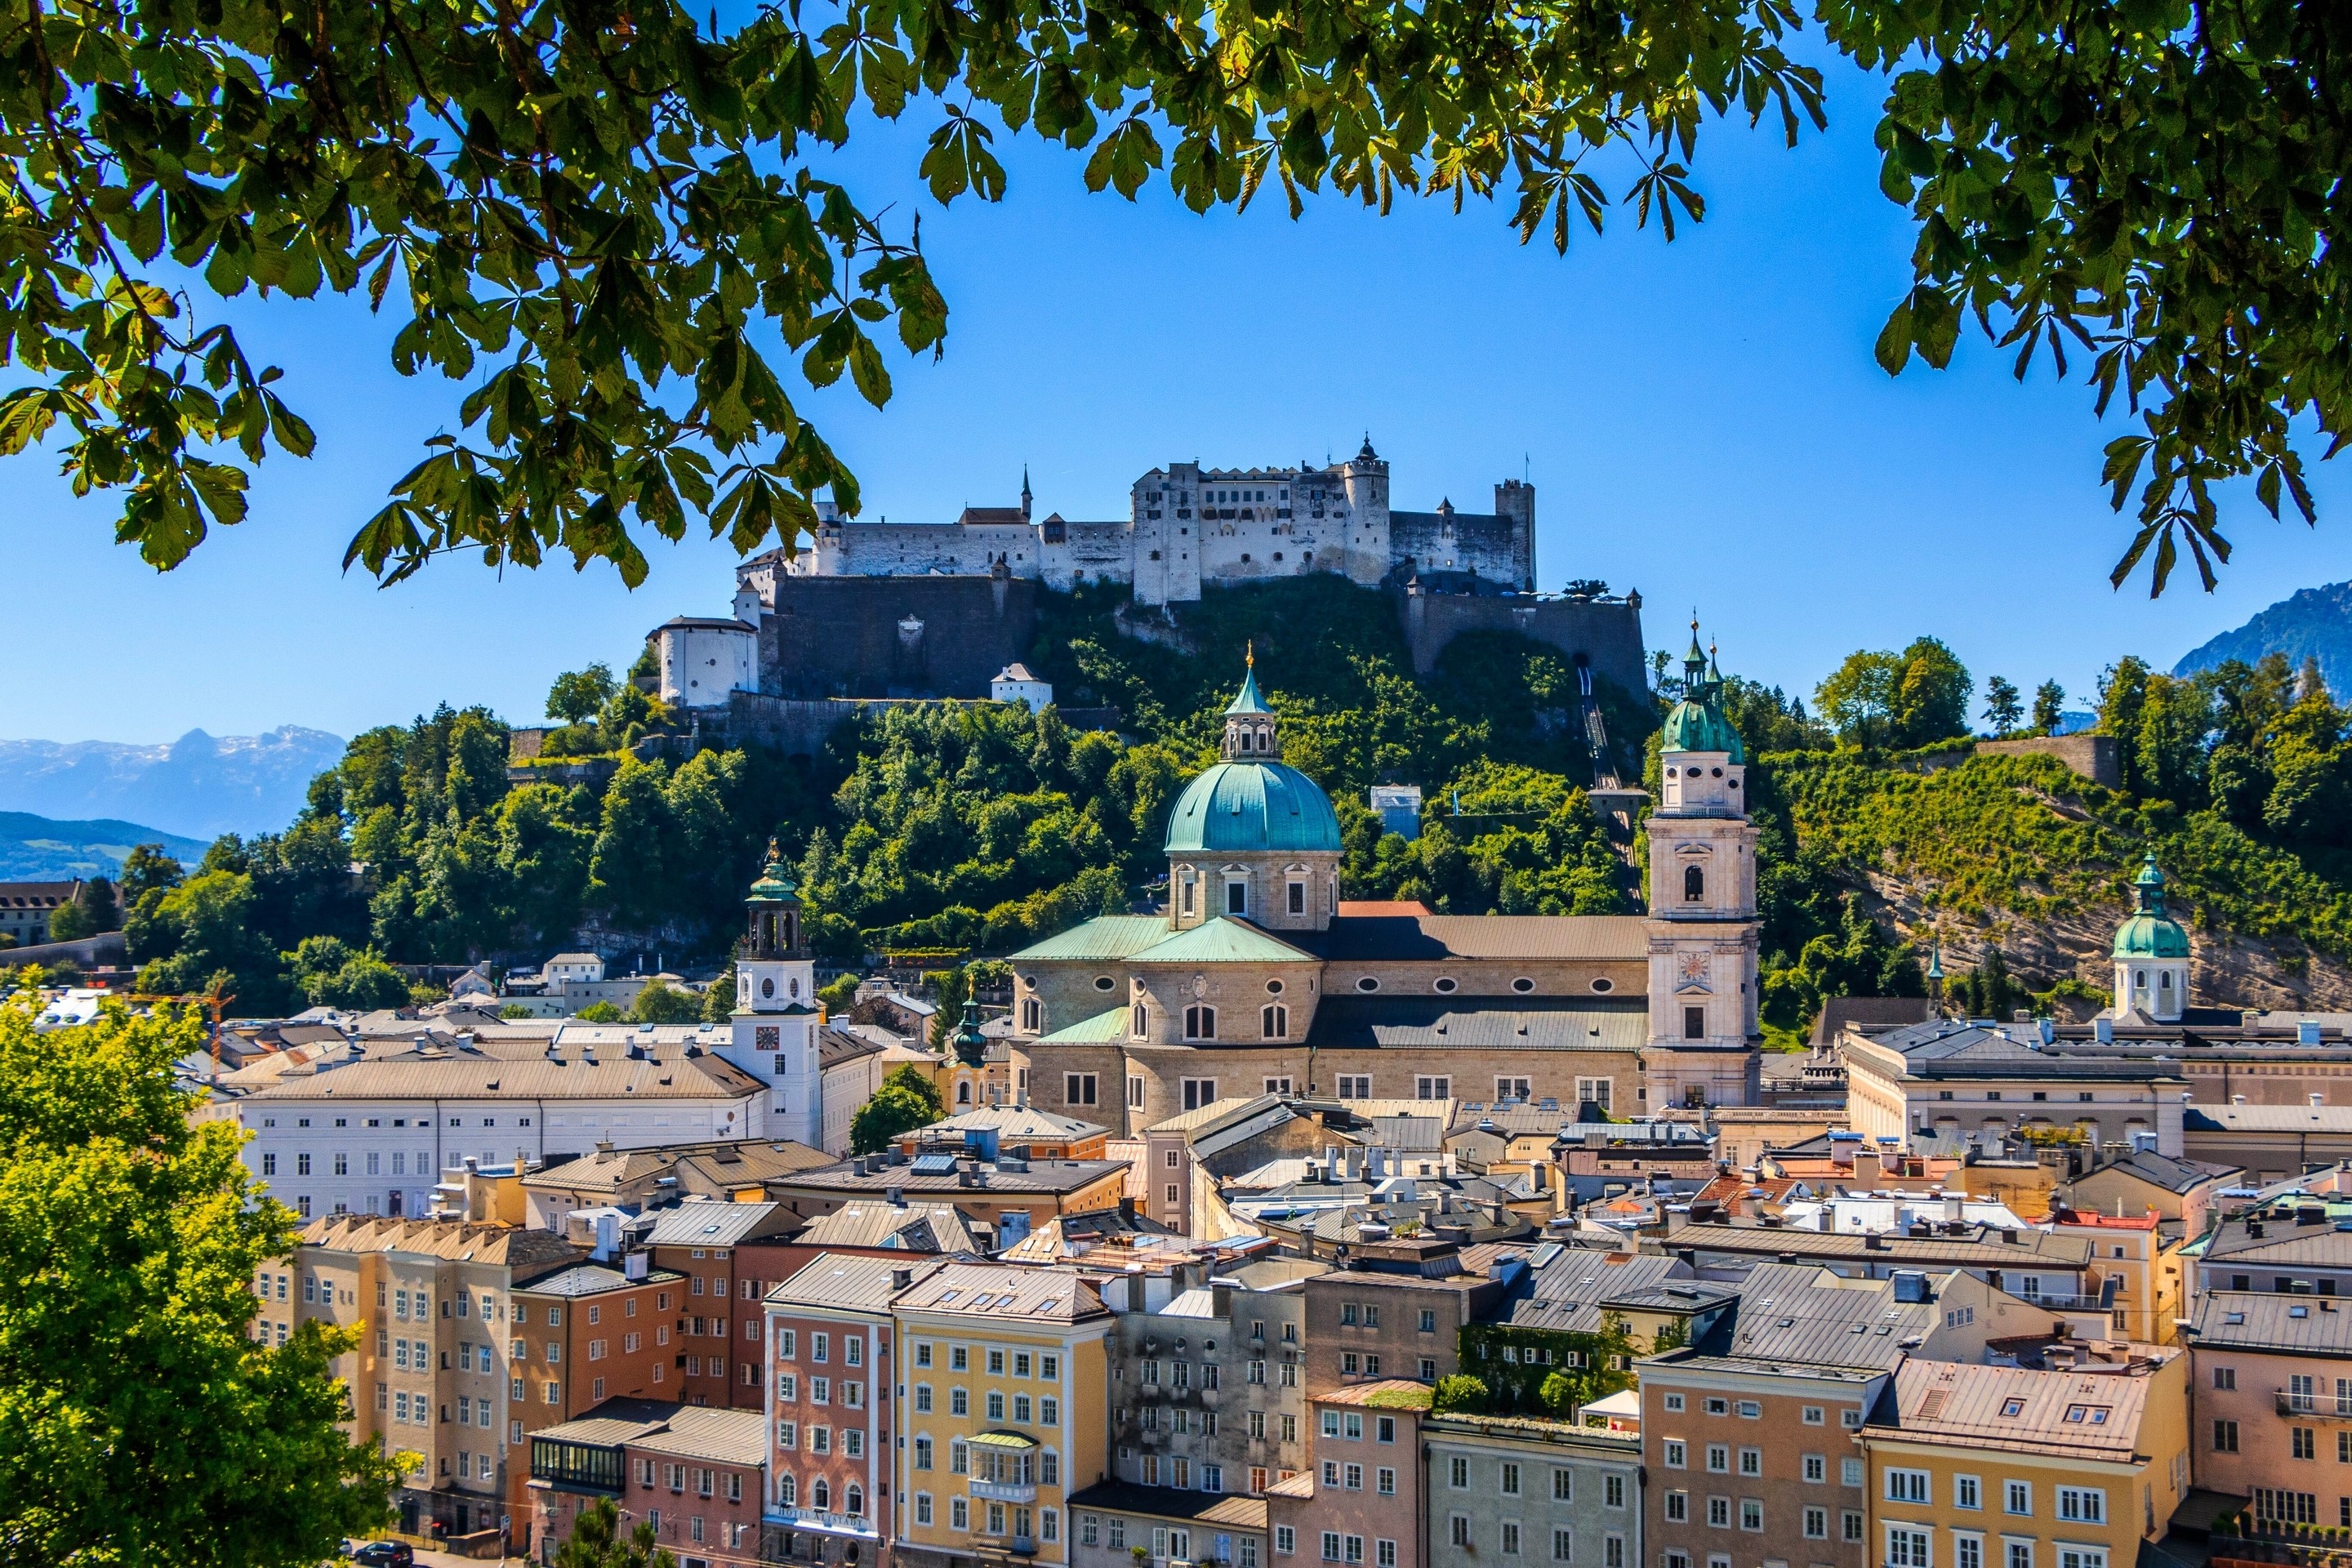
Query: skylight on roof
[
  {"left": 1999, "top": 1398, "right": 2025, "bottom": 1417},
  {"left": 911, "top": 1154, "right": 957, "bottom": 1175}
]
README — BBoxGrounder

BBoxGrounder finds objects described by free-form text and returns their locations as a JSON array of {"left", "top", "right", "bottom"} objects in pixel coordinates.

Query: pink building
[
  {"left": 765, "top": 1252, "right": 943, "bottom": 1567},
  {"left": 1265, "top": 1382, "right": 1431, "bottom": 1568},
  {"left": 529, "top": 1400, "right": 767, "bottom": 1568},
  {"left": 2188, "top": 1289, "right": 2352, "bottom": 1528}
]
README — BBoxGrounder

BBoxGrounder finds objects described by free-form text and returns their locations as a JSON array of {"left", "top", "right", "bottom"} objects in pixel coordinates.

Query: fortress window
[{"left": 1684, "top": 866, "right": 1705, "bottom": 902}]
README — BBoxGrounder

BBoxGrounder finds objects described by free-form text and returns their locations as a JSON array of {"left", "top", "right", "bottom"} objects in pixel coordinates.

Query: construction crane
[{"left": 118, "top": 979, "right": 238, "bottom": 1072}]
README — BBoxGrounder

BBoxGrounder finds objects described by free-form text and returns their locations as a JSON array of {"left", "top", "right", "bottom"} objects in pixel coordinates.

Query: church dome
[
  {"left": 2114, "top": 853, "right": 2189, "bottom": 958},
  {"left": 1660, "top": 626, "right": 1746, "bottom": 762},
  {"left": 1165, "top": 761, "right": 1343, "bottom": 855},
  {"left": 1661, "top": 699, "right": 1745, "bottom": 762}
]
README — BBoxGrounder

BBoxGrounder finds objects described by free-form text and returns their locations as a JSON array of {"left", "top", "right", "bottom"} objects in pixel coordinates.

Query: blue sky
[{"left": 2, "top": 44, "right": 2347, "bottom": 746}]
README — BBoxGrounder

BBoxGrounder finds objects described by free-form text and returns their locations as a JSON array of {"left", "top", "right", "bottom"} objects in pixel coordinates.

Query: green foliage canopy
[
  {"left": 0, "top": 0, "right": 2339, "bottom": 592},
  {"left": 0, "top": 998, "right": 404, "bottom": 1562}
]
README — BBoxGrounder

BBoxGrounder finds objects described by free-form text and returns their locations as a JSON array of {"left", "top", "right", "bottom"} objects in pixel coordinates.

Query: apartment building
[
  {"left": 1104, "top": 1258, "right": 1322, "bottom": 1496},
  {"left": 2194, "top": 1196, "right": 2352, "bottom": 1296},
  {"left": 765, "top": 1154, "right": 1132, "bottom": 1249},
  {"left": 644, "top": 1198, "right": 803, "bottom": 1408},
  {"left": 1067, "top": 1482, "right": 1271, "bottom": 1568},
  {"left": 891, "top": 1263, "right": 1116, "bottom": 1568},
  {"left": 766, "top": 1253, "right": 949, "bottom": 1567},
  {"left": 1263, "top": 1383, "right": 1431, "bottom": 1568},
  {"left": 530, "top": 1400, "right": 769, "bottom": 1568},
  {"left": 2047, "top": 1211, "right": 2184, "bottom": 1344},
  {"left": 1638, "top": 1265, "right": 2010, "bottom": 1568},
  {"left": 2185, "top": 1290, "right": 2352, "bottom": 1526},
  {"left": 1301, "top": 1236, "right": 1520, "bottom": 1394},
  {"left": 289, "top": 1212, "right": 681, "bottom": 1544},
  {"left": 1857, "top": 1353, "right": 2189, "bottom": 1568},
  {"left": 1423, "top": 1413, "right": 1642, "bottom": 1568}
]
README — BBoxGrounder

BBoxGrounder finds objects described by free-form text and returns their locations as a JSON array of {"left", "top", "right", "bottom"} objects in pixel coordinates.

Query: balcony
[
  {"left": 2274, "top": 1391, "right": 2352, "bottom": 1419},
  {"left": 970, "top": 1479, "right": 1038, "bottom": 1503},
  {"left": 1010, "top": 1537, "right": 1038, "bottom": 1557}
]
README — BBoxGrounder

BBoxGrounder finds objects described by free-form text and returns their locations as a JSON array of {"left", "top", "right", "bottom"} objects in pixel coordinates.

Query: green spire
[
  {"left": 746, "top": 837, "right": 799, "bottom": 902},
  {"left": 2133, "top": 853, "right": 2167, "bottom": 916},
  {"left": 950, "top": 999, "right": 989, "bottom": 1067},
  {"left": 1225, "top": 643, "right": 1272, "bottom": 715}
]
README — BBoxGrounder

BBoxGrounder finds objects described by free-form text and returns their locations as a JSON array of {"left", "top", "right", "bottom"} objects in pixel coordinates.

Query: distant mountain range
[
  {"left": 2176, "top": 581, "right": 2352, "bottom": 692},
  {"left": 0, "top": 727, "right": 346, "bottom": 842},
  {"left": 0, "top": 812, "right": 210, "bottom": 881}
]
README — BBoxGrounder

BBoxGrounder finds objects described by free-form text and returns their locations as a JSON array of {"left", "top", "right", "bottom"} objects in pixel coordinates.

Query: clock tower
[
  {"left": 1642, "top": 628, "right": 1763, "bottom": 1110},
  {"left": 719, "top": 841, "right": 824, "bottom": 1148}
]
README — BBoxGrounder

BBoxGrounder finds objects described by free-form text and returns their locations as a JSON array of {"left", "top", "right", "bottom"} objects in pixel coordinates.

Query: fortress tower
[{"left": 1640, "top": 628, "right": 1763, "bottom": 1109}]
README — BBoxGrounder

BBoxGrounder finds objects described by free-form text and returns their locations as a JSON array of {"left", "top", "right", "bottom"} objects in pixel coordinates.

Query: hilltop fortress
[
  {"left": 650, "top": 441, "right": 1647, "bottom": 735},
  {"left": 742, "top": 439, "right": 1536, "bottom": 604}
]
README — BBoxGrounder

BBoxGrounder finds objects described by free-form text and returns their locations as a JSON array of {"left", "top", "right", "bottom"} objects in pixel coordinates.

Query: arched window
[
  {"left": 778, "top": 1473, "right": 796, "bottom": 1507},
  {"left": 813, "top": 1478, "right": 830, "bottom": 1511},
  {"left": 1132, "top": 1004, "right": 1150, "bottom": 1038},
  {"left": 847, "top": 1483, "right": 866, "bottom": 1517},
  {"left": 1184, "top": 1005, "right": 1217, "bottom": 1040},
  {"left": 1262, "top": 1004, "right": 1288, "bottom": 1040},
  {"left": 956, "top": 1081, "right": 972, "bottom": 1106},
  {"left": 2136, "top": 969, "right": 2148, "bottom": 988},
  {"left": 1021, "top": 997, "right": 1041, "bottom": 1031},
  {"left": 789, "top": 976, "right": 800, "bottom": 998},
  {"left": 2159, "top": 971, "right": 2173, "bottom": 990},
  {"left": 1238, "top": 729, "right": 1254, "bottom": 752},
  {"left": 1683, "top": 865, "right": 1704, "bottom": 902}
]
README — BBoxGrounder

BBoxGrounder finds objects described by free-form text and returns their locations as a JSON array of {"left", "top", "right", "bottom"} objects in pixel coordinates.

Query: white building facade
[{"left": 719, "top": 844, "right": 826, "bottom": 1150}]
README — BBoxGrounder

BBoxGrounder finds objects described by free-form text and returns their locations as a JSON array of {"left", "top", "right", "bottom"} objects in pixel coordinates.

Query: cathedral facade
[{"left": 1013, "top": 645, "right": 1763, "bottom": 1134}]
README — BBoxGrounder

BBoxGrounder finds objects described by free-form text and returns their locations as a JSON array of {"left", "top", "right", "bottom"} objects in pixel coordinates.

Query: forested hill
[{"left": 24, "top": 574, "right": 2352, "bottom": 1035}]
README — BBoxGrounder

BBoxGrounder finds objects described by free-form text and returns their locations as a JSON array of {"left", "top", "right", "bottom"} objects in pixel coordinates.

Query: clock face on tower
[{"left": 1675, "top": 951, "right": 1711, "bottom": 992}]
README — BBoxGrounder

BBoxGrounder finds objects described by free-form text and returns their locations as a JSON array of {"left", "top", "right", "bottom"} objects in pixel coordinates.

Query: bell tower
[
  {"left": 719, "top": 840, "right": 824, "bottom": 1148},
  {"left": 1641, "top": 627, "right": 1763, "bottom": 1110}
]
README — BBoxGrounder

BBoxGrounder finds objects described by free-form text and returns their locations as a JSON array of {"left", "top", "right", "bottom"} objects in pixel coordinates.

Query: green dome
[
  {"left": 1661, "top": 699, "right": 1746, "bottom": 763},
  {"left": 747, "top": 838, "right": 800, "bottom": 903},
  {"left": 2114, "top": 853, "right": 2188, "bottom": 957},
  {"left": 1165, "top": 761, "right": 1343, "bottom": 854}
]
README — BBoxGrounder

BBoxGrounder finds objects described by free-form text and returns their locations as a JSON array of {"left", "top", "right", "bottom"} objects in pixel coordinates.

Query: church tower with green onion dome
[
  {"left": 1641, "top": 624, "right": 1763, "bottom": 1110},
  {"left": 2111, "top": 853, "right": 2191, "bottom": 1022}
]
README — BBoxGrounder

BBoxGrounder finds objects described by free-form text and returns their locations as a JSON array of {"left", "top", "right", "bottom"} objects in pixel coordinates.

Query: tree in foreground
[
  {"left": 849, "top": 1065, "right": 949, "bottom": 1154},
  {"left": 0, "top": 0, "right": 2337, "bottom": 595},
  {"left": 552, "top": 1498, "right": 676, "bottom": 1568},
  {"left": 0, "top": 993, "right": 403, "bottom": 1564},
  {"left": 1981, "top": 678, "right": 2023, "bottom": 738}
]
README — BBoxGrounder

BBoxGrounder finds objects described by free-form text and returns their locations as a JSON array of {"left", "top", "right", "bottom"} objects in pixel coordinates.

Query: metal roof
[
  {"left": 2187, "top": 1289, "right": 2352, "bottom": 1354},
  {"left": 1687, "top": 1263, "right": 1952, "bottom": 1373},
  {"left": 1664, "top": 1218, "right": 2094, "bottom": 1270},
  {"left": 792, "top": 1201, "right": 980, "bottom": 1253},
  {"left": 892, "top": 1261, "right": 1110, "bottom": 1324},
  {"left": 1066, "top": 1481, "right": 1271, "bottom": 1530},
  {"left": 1499, "top": 1252, "right": 1730, "bottom": 1334},
  {"left": 522, "top": 1263, "right": 686, "bottom": 1296},
  {"left": 1007, "top": 915, "right": 1177, "bottom": 964},
  {"left": 1125, "top": 919, "right": 1319, "bottom": 967},
  {"left": 643, "top": 1200, "right": 793, "bottom": 1250},
  {"left": 1163, "top": 760, "right": 1344, "bottom": 855},
  {"left": 1868, "top": 1355, "right": 2167, "bottom": 1459},
  {"left": 1298, "top": 914, "right": 1648, "bottom": 963},
  {"left": 773, "top": 1252, "right": 950, "bottom": 1311},
  {"left": 1302, "top": 996, "right": 1646, "bottom": 1054},
  {"left": 533, "top": 1398, "right": 769, "bottom": 1466},
  {"left": 1034, "top": 1006, "right": 1133, "bottom": 1045},
  {"left": 237, "top": 1047, "right": 764, "bottom": 1102}
]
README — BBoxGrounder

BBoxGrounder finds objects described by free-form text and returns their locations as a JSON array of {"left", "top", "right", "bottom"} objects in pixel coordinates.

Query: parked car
[{"left": 349, "top": 1544, "right": 413, "bottom": 1568}]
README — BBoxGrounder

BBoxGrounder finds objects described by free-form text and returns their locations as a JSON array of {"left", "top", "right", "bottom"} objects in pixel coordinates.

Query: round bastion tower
[
  {"left": 719, "top": 842, "right": 823, "bottom": 1147},
  {"left": 1640, "top": 627, "right": 1764, "bottom": 1109},
  {"left": 1162, "top": 650, "right": 1343, "bottom": 933}
]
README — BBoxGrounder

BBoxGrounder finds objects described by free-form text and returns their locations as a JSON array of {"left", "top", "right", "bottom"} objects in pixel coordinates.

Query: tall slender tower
[
  {"left": 719, "top": 841, "right": 824, "bottom": 1147},
  {"left": 1641, "top": 628, "right": 1763, "bottom": 1109}
]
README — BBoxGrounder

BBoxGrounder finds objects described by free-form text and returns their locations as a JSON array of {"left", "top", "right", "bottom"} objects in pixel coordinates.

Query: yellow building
[
  {"left": 1859, "top": 1350, "right": 2190, "bottom": 1568},
  {"left": 893, "top": 1262, "right": 1114, "bottom": 1568},
  {"left": 2050, "top": 1210, "right": 2189, "bottom": 1345}
]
